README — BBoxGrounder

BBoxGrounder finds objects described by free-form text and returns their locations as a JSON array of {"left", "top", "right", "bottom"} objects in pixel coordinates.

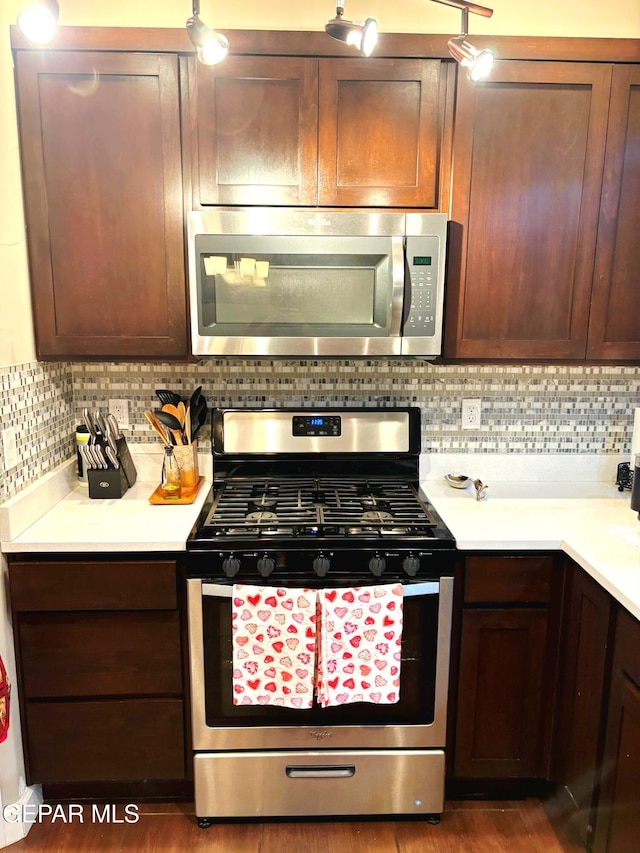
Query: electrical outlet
[
  {"left": 2, "top": 426, "right": 19, "bottom": 471},
  {"left": 461, "top": 398, "right": 482, "bottom": 430},
  {"left": 108, "top": 399, "right": 130, "bottom": 429}
]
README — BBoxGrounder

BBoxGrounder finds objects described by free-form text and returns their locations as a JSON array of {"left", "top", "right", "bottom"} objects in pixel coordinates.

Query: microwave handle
[
  {"left": 402, "top": 236, "right": 412, "bottom": 329},
  {"left": 389, "top": 235, "right": 406, "bottom": 339},
  {"left": 201, "top": 581, "right": 439, "bottom": 598}
]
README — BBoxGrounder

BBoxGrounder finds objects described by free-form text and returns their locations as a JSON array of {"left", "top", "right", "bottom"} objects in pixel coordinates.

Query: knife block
[{"left": 88, "top": 467, "right": 129, "bottom": 499}]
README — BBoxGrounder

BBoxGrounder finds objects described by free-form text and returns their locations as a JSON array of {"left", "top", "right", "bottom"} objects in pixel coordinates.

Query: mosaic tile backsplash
[
  {"left": 0, "top": 361, "right": 74, "bottom": 503},
  {"left": 1, "top": 359, "right": 639, "bottom": 505}
]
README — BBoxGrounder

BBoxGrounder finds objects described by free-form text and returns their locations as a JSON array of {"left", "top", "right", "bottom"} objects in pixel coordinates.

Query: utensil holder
[
  {"left": 172, "top": 441, "right": 199, "bottom": 494},
  {"left": 88, "top": 467, "right": 129, "bottom": 499}
]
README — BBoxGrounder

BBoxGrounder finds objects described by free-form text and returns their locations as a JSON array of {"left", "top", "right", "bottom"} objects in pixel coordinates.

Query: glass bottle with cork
[{"left": 161, "top": 445, "right": 182, "bottom": 499}]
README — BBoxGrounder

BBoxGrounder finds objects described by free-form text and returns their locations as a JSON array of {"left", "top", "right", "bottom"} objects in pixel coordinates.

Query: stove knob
[
  {"left": 313, "top": 555, "right": 330, "bottom": 577},
  {"left": 222, "top": 556, "right": 240, "bottom": 578},
  {"left": 403, "top": 556, "right": 420, "bottom": 577},
  {"left": 257, "top": 555, "right": 275, "bottom": 578},
  {"left": 368, "top": 555, "right": 386, "bottom": 577}
]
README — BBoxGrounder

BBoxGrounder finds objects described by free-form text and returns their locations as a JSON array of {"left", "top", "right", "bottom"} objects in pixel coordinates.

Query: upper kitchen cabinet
[
  {"left": 587, "top": 65, "right": 640, "bottom": 360},
  {"left": 446, "top": 61, "right": 613, "bottom": 360},
  {"left": 318, "top": 59, "right": 451, "bottom": 208},
  {"left": 187, "top": 55, "right": 452, "bottom": 209},
  {"left": 14, "top": 51, "right": 188, "bottom": 360},
  {"left": 189, "top": 56, "right": 319, "bottom": 206}
]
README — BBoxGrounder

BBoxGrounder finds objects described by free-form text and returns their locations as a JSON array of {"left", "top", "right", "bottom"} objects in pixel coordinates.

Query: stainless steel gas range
[{"left": 186, "top": 407, "right": 455, "bottom": 826}]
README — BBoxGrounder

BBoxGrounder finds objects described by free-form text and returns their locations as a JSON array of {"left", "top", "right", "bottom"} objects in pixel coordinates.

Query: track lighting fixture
[
  {"left": 16, "top": 0, "right": 59, "bottom": 45},
  {"left": 447, "top": 32, "right": 494, "bottom": 80},
  {"left": 431, "top": 0, "right": 494, "bottom": 81},
  {"left": 325, "top": 2, "right": 378, "bottom": 57},
  {"left": 186, "top": 0, "right": 229, "bottom": 66}
]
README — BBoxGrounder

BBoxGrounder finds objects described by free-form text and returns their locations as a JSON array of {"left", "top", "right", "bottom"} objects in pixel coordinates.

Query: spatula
[{"left": 156, "top": 389, "right": 182, "bottom": 406}]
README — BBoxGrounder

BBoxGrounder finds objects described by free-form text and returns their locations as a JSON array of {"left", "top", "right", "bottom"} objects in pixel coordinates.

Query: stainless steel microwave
[{"left": 187, "top": 209, "right": 448, "bottom": 358}]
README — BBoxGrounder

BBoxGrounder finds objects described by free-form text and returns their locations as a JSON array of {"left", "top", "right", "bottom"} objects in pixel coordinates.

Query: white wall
[
  {"left": 0, "top": 0, "right": 639, "bottom": 368},
  {"left": 0, "top": 21, "right": 35, "bottom": 368}
]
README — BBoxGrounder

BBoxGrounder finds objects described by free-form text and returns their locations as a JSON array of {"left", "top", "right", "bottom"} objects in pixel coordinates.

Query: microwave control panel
[{"left": 404, "top": 235, "right": 441, "bottom": 337}]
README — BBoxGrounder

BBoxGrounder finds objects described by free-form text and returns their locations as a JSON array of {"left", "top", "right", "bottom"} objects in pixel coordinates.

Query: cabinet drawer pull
[{"left": 285, "top": 765, "right": 355, "bottom": 779}]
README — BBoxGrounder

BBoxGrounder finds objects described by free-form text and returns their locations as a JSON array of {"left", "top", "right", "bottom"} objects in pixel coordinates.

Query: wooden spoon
[
  {"left": 144, "top": 410, "right": 170, "bottom": 446},
  {"left": 162, "top": 403, "right": 183, "bottom": 425}
]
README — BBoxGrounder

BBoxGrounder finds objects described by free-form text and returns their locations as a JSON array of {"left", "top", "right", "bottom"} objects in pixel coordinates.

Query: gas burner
[
  {"left": 361, "top": 510, "right": 394, "bottom": 523},
  {"left": 360, "top": 498, "right": 392, "bottom": 513},
  {"left": 245, "top": 510, "right": 279, "bottom": 522},
  {"left": 251, "top": 484, "right": 279, "bottom": 497},
  {"left": 247, "top": 498, "right": 278, "bottom": 514},
  {"left": 311, "top": 490, "right": 326, "bottom": 504},
  {"left": 356, "top": 483, "right": 384, "bottom": 497}
]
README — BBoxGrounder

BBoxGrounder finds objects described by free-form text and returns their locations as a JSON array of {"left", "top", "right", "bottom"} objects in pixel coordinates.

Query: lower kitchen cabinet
[
  {"left": 451, "top": 555, "right": 561, "bottom": 791},
  {"left": 553, "top": 560, "right": 615, "bottom": 847},
  {"left": 8, "top": 555, "right": 190, "bottom": 798},
  {"left": 592, "top": 607, "right": 640, "bottom": 853}
]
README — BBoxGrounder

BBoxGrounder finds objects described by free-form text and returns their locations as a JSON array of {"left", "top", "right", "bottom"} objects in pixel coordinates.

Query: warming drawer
[{"left": 194, "top": 749, "right": 445, "bottom": 818}]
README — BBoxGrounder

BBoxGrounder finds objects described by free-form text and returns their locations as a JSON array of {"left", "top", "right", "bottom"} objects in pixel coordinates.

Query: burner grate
[{"left": 201, "top": 477, "right": 437, "bottom": 538}]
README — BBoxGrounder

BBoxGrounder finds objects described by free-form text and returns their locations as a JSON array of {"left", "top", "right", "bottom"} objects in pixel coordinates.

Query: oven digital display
[
  {"left": 413, "top": 256, "right": 432, "bottom": 266},
  {"left": 292, "top": 416, "right": 342, "bottom": 437}
]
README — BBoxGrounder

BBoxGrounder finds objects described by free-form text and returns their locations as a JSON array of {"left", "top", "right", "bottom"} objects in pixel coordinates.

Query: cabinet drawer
[
  {"left": 464, "top": 556, "right": 553, "bottom": 604},
  {"left": 19, "top": 612, "right": 182, "bottom": 698},
  {"left": 26, "top": 699, "right": 185, "bottom": 783},
  {"left": 9, "top": 560, "right": 177, "bottom": 611}
]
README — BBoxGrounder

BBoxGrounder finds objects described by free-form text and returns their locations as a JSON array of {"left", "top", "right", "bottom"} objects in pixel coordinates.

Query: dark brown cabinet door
[
  {"left": 554, "top": 563, "right": 614, "bottom": 846},
  {"left": 593, "top": 608, "right": 640, "bottom": 853},
  {"left": 15, "top": 51, "right": 187, "bottom": 359},
  {"left": 318, "top": 59, "right": 448, "bottom": 208},
  {"left": 446, "top": 61, "right": 612, "bottom": 359},
  {"left": 588, "top": 65, "right": 640, "bottom": 359},
  {"left": 454, "top": 608, "right": 549, "bottom": 778},
  {"left": 9, "top": 556, "right": 187, "bottom": 792},
  {"left": 191, "top": 56, "right": 319, "bottom": 206}
]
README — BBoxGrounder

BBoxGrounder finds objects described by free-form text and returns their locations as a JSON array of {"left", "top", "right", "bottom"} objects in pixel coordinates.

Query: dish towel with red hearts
[
  {"left": 232, "top": 585, "right": 317, "bottom": 709},
  {"left": 316, "top": 584, "right": 403, "bottom": 707}
]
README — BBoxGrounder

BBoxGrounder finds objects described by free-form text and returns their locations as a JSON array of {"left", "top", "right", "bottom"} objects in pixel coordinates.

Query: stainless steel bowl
[{"left": 445, "top": 473, "right": 472, "bottom": 489}]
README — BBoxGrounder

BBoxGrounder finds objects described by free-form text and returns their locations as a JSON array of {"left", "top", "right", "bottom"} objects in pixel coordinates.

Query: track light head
[
  {"left": 447, "top": 35, "right": 494, "bottom": 80},
  {"left": 16, "top": 0, "right": 59, "bottom": 45},
  {"left": 325, "top": 4, "right": 378, "bottom": 56},
  {"left": 186, "top": 2, "right": 229, "bottom": 66}
]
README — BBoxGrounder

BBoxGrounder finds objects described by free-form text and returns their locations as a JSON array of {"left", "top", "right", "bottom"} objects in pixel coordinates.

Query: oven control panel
[{"left": 292, "top": 415, "right": 341, "bottom": 437}]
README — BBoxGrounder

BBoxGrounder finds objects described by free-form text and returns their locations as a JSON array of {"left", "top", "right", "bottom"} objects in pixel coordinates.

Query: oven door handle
[
  {"left": 285, "top": 765, "right": 356, "bottom": 779},
  {"left": 201, "top": 581, "right": 440, "bottom": 598}
]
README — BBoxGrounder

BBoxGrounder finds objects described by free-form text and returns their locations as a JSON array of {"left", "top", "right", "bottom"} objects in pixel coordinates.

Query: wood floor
[{"left": 10, "top": 799, "right": 585, "bottom": 852}]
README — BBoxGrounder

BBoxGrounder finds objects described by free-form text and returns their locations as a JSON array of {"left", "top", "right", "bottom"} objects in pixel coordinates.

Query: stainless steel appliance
[
  {"left": 186, "top": 407, "right": 456, "bottom": 825},
  {"left": 187, "top": 209, "right": 448, "bottom": 358}
]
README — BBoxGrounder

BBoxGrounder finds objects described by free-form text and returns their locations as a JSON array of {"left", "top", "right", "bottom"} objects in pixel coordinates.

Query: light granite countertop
[{"left": 0, "top": 449, "right": 211, "bottom": 554}]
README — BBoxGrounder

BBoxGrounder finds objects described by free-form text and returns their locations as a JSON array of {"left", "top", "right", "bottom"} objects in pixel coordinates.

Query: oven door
[{"left": 187, "top": 577, "right": 453, "bottom": 751}]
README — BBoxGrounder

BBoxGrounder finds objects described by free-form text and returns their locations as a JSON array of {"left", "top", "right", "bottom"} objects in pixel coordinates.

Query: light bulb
[{"left": 17, "top": 1, "right": 59, "bottom": 45}]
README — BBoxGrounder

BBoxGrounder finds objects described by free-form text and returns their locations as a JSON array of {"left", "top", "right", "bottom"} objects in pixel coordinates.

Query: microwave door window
[
  {"left": 216, "top": 255, "right": 377, "bottom": 328},
  {"left": 196, "top": 236, "right": 395, "bottom": 338}
]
